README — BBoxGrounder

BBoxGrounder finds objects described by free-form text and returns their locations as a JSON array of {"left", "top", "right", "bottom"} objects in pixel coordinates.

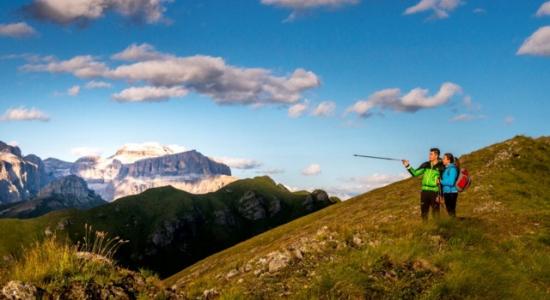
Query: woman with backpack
[{"left": 440, "top": 153, "right": 460, "bottom": 217}]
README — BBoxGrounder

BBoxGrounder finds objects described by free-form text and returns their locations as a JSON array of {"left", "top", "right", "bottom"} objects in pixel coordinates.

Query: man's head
[{"left": 429, "top": 148, "right": 440, "bottom": 163}]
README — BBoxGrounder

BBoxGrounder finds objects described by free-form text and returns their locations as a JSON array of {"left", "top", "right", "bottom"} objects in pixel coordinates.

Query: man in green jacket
[{"left": 402, "top": 148, "right": 445, "bottom": 221}]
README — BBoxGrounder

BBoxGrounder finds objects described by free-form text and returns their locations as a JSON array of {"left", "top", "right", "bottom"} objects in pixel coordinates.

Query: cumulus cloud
[
  {"left": 22, "top": 44, "right": 321, "bottom": 106},
  {"left": 85, "top": 80, "right": 112, "bottom": 89},
  {"left": 21, "top": 55, "right": 109, "bottom": 78},
  {"left": 67, "top": 85, "right": 80, "bottom": 96},
  {"left": 213, "top": 157, "right": 263, "bottom": 170},
  {"left": 312, "top": 101, "right": 336, "bottom": 117},
  {"left": 111, "top": 43, "right": 168, "bottom": 61},
  {"left": 107, "top": 57, "right": 320, "bottom": 105},
  {"left": 288, "top": 102, "right": 308, "bottom": 118},
  {"left": 261, "top": 0, "right": 359, "bottom": 21},
  {"left": 328, "top": 173, "right": 408, "bottom": 200},
  {"left": 537, "top": 1, "right": 550, "bottom": 17},
  {"left": 404, "top": 0, "right": 462, "bottom": 20},
  {"left": 71, "top": 146, "right": 102, "bottom": 157},
  {"left": 517, "top": 26, "right": 550, "bottom": 56},
  {"left": 302, "top": 163, "right": 321, "bottom": 176},
  {"left": 112, "top": 86, "right": 188, "bottom": 102},
  {"left": 0, "top": 22, "right": 37, "bottom": 38},
  {"left": 23, "top": 0, "right": 172, "bottom": 25},
  {"left": 0, "top": 107, "right": 50, "bottom": 122},
  {"left": 347, "top": 82, "right": 462, "bottom": 118}
]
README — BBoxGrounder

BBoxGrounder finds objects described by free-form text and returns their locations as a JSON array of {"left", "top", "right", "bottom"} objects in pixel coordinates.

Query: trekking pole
[{"left": 353, "top": 154, "right": 403, "bottom": 161}]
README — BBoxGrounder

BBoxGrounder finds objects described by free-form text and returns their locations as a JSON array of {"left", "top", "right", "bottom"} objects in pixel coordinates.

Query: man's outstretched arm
[{"left": 402, "top": 160, "right": 425, "bottom": 177}]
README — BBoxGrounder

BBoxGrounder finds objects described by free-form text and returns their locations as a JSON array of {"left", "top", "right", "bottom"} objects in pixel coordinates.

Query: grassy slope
[
  {"left": 165, "top": 136, "right": 550, "bottom": 299},
  {"left": 0, "top": 176, "right": 336, "bottom": 278}
]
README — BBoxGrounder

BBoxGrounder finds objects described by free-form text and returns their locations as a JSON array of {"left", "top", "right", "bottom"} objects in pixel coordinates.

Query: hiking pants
[
  {"left": 444, "top": 193, "right": 458, "bottom": 217},
  {"left": 420, "top": 191, "right": 439, "bottom": 221}
]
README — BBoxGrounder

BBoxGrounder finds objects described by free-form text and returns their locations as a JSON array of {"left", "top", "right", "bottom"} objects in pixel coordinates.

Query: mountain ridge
[{"left": 0, "top": 176, "right": 339, "bottom": 277}]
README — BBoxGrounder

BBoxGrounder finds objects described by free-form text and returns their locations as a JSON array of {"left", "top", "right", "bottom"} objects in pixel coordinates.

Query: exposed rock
[
  {"left": 303, "top": 190, "right": 331, "bottom": 211},
  {"left": 1, "top": 281, "right": 41, "bottom": 300},
  {"left": 0, "top": 175, "right": 106, "bottom": 219},
  {"left": 268, "top": 198, "right": 282, "bottom": 216},
  {"left": 238, "top": 191, "right": 267, "bottom": 221},
  {"left": 267, "top": 251, "right": 292, "bottom": 273},
  {"left": 44, "top": 147, "right": 235, "bottom": 201},
  {"left": 202, "top": 288, "right": 219, "bottom": 299},
  {"left": 0, "top": 142, "right": 49, "bottom": 204},
  {"left": 352, "top": 235, "right": 363, "bottom": 247},
  {"left": 225, "top": 269, "right": 239, "bottom": 280}
]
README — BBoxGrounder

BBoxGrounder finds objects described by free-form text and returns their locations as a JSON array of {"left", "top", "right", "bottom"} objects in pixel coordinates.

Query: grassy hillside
[
  {"left": 0, "top": 176, "right": 338, "bottom": 278},
  {"left": 165, "top": 136, "right": 550, "bottom": 299}
]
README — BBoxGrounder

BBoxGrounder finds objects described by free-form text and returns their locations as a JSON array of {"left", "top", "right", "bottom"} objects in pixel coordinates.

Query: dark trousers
[
  {"left": 420, "top": 191, "right": 440, "bottom": 221},
  {"left": 444, "top": 193, "right": 458, "bottom": 217}
]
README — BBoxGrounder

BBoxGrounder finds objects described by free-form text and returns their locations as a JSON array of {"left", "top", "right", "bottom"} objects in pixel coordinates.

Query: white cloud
[
  {"left": 255, "top": 168, "right": 285, "bottom": 175},
  {"left": 302, "top": 163, "right": 321, "bottom": 176},
  {"left": 0, "top": 22, "right": 37, "bottom": 38},
  {"left": 107, "top": 56, "right": 320, "bottom": 105},
  {"left": 21, "top": 55, "right": 109, "bottom": 78},
  {"left": 85, "top": 80, "right": 112, "bottom": 89},
  {"left": 312, "top": 101, "right": 336, "bottom": 117},
  {"left": 450, "top": 113, "right": 485, "bottom": 122},
  {"left": 71, "top": 146, "right": 102, "bottom": 157},
  {"left": 67, "top": 85, "right": 80, "bottom": 96},
  {"left": 261, "top": 0, "right": 359, "bottom": 21},
  {"left": 111, "top": 43, "right": 168, "bottom": 61},
  {"left": 404, "top": 0, "right": 462, "bottom": 20},
  {"left": 0, "top": 107, "right": 50, "bottom": 122},
  {"left": 537, "top": 1, "right": 550, "bottom": 17},
  {"left": 328, "top": 173, "right": 408, "bottom": 200},
  {"left": 24, "top": 0, "right": 172, "bottom": 25},
  {"left": 504, "top": 116, "right": 515, "bottom": 125},
  {"left": 517, "top": 26, "right": 550, "bottom": 56},
  {"left": 22, "top": 44, "right": 321, "bottom": 106},
  {"left": 288, "top": 102, "right": 308, "bottom": 118},
  {"left": 347, "top": 82, "right": 462, "bottom": 118},
  {"left": 213, "top": 157, "right": 263, "bottom": 170},
  {"left": 7, "top": 141, "right": 18, "bottom": 147},
  {"left": 166, "top": 144, "right": 187, "bottom": 153},
  {"left": 112, "top": 86, "right": 188, "bottom": 102}
]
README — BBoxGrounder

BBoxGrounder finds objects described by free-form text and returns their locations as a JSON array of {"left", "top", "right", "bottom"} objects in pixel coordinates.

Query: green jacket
[{"left": 407, "top": 160, "right": 445, "bottom": 192}]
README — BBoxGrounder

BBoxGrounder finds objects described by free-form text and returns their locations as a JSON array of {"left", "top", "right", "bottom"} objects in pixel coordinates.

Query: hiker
[
  {"left": 402, "top": 148, "right": 445, "bottom": 221},
  {"left": 441, "top": 153, "right": 459, "bottom": 217}
]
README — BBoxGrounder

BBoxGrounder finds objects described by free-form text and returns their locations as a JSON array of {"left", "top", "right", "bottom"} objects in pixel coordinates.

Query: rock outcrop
[
  {"left": 0, "top": 142, "right": 49, "bottom": 204},
  {"left": 0, "top": 175, "right": 106, "bottom": 219}
]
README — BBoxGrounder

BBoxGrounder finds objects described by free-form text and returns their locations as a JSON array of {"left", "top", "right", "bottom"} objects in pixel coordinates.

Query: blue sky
[{"left": 1, "top": 0, "right": 549, "bottom": 198}]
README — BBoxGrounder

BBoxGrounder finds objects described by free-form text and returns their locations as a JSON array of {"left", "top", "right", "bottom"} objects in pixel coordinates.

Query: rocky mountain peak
[
  {"left": 38, "top": 175, "right": 98, "bottom": 201},
  {"left": 108, "top": 143, "right": 183, "bottom": 164},
  {"left": 0, "top": 141, "right": 22, "bottom": 157}
]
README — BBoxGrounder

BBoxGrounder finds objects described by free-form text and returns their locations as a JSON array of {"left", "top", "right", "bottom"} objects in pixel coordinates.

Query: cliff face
[
  {"left": 0, "top": 175, "right": 106, "bottom": 219},
  {"left": 44, "top": 147, "right": 234, "bottom": 201},
  {"left": 0, "top": 142, "right": 49, "bottom": 204},
  {"left": 119, "top": 150, "right": 231, "bottom": 179}
]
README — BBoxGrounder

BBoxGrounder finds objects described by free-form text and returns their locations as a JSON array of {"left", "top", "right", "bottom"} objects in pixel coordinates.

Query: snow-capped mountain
[{"left": 44, "top": 143, "right": 236, "bottom": 201}]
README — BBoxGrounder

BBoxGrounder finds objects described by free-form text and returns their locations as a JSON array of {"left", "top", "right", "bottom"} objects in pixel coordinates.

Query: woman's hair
[{"left": 444, "top": 153, "right": 460, "bottom": 169}]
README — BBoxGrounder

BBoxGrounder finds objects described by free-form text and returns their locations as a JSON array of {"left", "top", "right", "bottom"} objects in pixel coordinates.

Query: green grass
[{"left": 163, "top": 135, "right": 550, "bottom": 299}]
